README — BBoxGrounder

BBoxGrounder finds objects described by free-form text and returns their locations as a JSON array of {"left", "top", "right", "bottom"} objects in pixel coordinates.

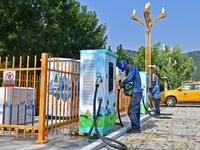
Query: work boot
[
  {"left": 156, "top": 113, "right": 160, "bottom": 116},
  {"left": 127, "top": 128, "right": 141, "bottom": 133}
]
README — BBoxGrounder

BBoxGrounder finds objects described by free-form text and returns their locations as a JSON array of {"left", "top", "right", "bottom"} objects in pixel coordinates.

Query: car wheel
[{"left": 165, "top": 97, "right": 176, "bottom": 107}]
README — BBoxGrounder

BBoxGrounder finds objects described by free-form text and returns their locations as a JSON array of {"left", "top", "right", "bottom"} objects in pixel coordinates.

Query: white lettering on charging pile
[{"left": 82, "top": 50, "right": 97, "bottom": 54}]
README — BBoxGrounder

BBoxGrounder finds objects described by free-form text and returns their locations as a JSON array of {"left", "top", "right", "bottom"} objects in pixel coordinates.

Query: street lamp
[
  {"left": 167, "top": 47, "right": 173, "bottom": 55},
  {"left": 171, "top": 60, "right": 177, "bottom": 67},
  {"left": 162, "top": 44, "right": 166, "bottom": 53},
  {"left": 168, "top": 57, "right": 171, "bottom": 65},
  {"left": 131, "top": 2, "right": 166, "bottom": 75}
]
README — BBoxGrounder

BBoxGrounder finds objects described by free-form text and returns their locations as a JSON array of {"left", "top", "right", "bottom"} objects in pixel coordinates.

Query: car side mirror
[{"left": 177, "top": 88, "right": 182, "bottom": 92}]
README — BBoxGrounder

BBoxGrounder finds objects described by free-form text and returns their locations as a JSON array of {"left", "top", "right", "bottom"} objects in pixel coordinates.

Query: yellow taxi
[{"left": 160, "top": 81, "right": 200, "bottom": 107}]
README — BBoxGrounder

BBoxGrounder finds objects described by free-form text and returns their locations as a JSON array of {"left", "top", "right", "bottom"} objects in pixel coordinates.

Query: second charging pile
[{"left": 79, "top": 49, "right": 172, "bottom": 150}]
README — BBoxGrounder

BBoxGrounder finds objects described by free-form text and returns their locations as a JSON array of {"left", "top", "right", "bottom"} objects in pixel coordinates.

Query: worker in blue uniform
[
  {"left": 149, "top": 79, "right": 161, "bottom": 115},
  {"left": 118, "top": 60, "right": 142, "bottom": 133}
]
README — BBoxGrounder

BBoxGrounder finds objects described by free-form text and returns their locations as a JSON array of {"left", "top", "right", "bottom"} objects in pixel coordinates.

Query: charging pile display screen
[{"left": 109, "top": 62, "right": 113, "bottom": 93}]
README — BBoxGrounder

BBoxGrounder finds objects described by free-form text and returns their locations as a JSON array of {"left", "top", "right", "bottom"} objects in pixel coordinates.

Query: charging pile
[{"left": 79, "top": 49, "right": 127, "bottom": 149}]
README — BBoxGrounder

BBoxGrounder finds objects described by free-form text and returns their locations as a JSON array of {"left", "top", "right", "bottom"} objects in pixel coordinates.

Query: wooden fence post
[{"left": 35, "top": 53, "right": 48, "bottom": 144}]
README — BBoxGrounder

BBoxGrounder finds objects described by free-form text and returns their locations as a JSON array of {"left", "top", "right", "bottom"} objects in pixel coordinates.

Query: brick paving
[{"left": 102, "top": 103, "right": 200, "bottom": 150}]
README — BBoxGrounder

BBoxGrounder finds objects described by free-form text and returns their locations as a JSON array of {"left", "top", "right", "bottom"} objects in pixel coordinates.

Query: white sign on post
[{"left": 3, "top": 71, "right": 16, "bottom": 87}]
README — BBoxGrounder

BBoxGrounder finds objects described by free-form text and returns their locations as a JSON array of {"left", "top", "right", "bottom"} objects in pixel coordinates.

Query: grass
[{"left": 192, "top": 131, "right": 198, "bottom": 140}]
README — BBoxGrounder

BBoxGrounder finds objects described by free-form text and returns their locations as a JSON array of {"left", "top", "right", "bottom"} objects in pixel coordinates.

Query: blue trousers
[
  {"left": 154, "top": 98, "right": 160, "bottom": 115},
  {"left": 128, "top": 92, "right": 142, "bottom": 131}
]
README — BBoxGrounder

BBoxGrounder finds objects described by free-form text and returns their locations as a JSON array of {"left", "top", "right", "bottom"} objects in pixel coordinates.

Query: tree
[
  {"left": 64, "top": 4, "right": 107, "bottom": 59},
  {"left": 33, "top": 0, "right": 107, "bottom": 59},
  {"left": 115, "top": 44, "right": 134, "bottom": 65},
  {"left": 133, "top": 46, "right": 145, "bottom": 71},
  {"left": 132, "top": 42, "right": 196, "bottom": 90},
  {"left": 155, "top": 44, "right": 196, "bottom": 89},
  {"left": 0, "top": 0, "right": 44, "bottom": 67},
  {"left": 0, "top": 0, "right": 107, "bottom": 66},
  {"left": 156, "top": 52, "right": 178, "bottom": 90},
  {"left": 169, "top": 45, "right": 196, "bottom": 86},
  {"left": 134, "top": 42, "right": 161, "bottom": 72},
  {"left": 151, "top": 42, "right": 161, "bottom": 65},
  {"left": 107, "top": 46, "right": 112, "bottom": 52}
]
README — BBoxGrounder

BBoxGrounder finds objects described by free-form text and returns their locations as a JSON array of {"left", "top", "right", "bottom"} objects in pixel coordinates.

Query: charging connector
[
  {"left": 96, "top": 76, "right": 103, "bottom": 85},
  {"left": 89, "top": 76, "right": 127, "bottom": 150}
]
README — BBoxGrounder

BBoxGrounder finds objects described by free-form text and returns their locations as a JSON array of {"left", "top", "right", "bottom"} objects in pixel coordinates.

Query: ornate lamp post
[
  {"left": 162, "top": 44, "right": 166, "bottom": 53},
  {"left": 167, "top": 47, "right": 174, "bottom": 55},
  {"left": 171, "top": 60, "right": 177, "bottom": 67},
  {"left": 131, "top": 2, "right": 166, "bottom": 76}
]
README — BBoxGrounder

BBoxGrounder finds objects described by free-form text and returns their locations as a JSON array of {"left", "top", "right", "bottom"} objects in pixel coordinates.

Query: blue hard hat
[
  {"left": 151, "top": 79, "right": 157, "bottom": 85},
  {"left": 118, "top": 60, "right": 127, "bottom": 72}
]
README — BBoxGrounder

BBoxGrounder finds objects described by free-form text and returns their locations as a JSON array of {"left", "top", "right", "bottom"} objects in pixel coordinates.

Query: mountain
[
  {"left": 124, "top": 49, "right": 137, "bottom": 57},
  {"left": 187, "top": 50, "right": 200, "bottom": 82}
]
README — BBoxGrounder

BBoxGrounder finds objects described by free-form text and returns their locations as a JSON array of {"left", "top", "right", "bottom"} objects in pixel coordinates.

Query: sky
[{"left": 78, "top": 0, "right": 200, "bottom": 53}]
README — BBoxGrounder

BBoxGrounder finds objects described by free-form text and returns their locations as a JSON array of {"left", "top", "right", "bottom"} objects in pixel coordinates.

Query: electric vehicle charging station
[
  {"left": 79, "top": 49, "right": 118, "bottom": 134},
  {"left": 139, "top": 72, "right": 149, "bottom": 114}
]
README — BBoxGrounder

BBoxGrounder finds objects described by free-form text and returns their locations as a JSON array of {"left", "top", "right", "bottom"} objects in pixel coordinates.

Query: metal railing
[
  {"left": 36, "top": 53, "right": 80, "bottom": 143},
  {"left": 0, "top": 55, "right": 41, "bottom": 139},
  {"left": 0, "top": 53, "right": 127, "bottom": 143}
]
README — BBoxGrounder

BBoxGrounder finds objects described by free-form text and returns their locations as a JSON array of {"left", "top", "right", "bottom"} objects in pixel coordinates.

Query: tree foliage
[
  {"left": 0, "top": 0, "right": 107, "bottom": 67},
  {"left": 0, "top": 0, "right": 44, "bottom": 67},
  {"left": 133, "top": 46, "right": 145, "bottom": 71},
  {"left": 115, "top": 44, "right": 134, "bottom": 65},
  {"left": 187, "top": 50, "right": 200, "bottom": 82},
  {"left": 133, "top": 42, "right": 196, "bottom": 90}
]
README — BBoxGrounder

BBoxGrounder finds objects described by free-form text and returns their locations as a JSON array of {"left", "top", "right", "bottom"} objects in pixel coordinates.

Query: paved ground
[
  {"left": 102, "top": 103, "right": 200, "bottom": 150},
  {"left": 0, "top": 128, "right": 95, "bottom": 150},
  {"left": 0, "top": 103, "right": 200, "bottom": 150},
  {"left": 0, "top": 112, "right": 132, "bottom": 150}
]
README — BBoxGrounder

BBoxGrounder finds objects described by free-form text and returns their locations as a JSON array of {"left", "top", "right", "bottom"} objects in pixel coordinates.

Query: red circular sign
[{"left": 5, "top": 72, "right": 14, "bottom": 82}]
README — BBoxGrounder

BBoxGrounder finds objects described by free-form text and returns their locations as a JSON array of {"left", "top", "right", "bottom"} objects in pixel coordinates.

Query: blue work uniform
[
  {"left": 149, "top": 84, "right": 161, "bottom": 115},
  {"left": 122, "top": 65, "right": 142, "bottom": 131}
]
